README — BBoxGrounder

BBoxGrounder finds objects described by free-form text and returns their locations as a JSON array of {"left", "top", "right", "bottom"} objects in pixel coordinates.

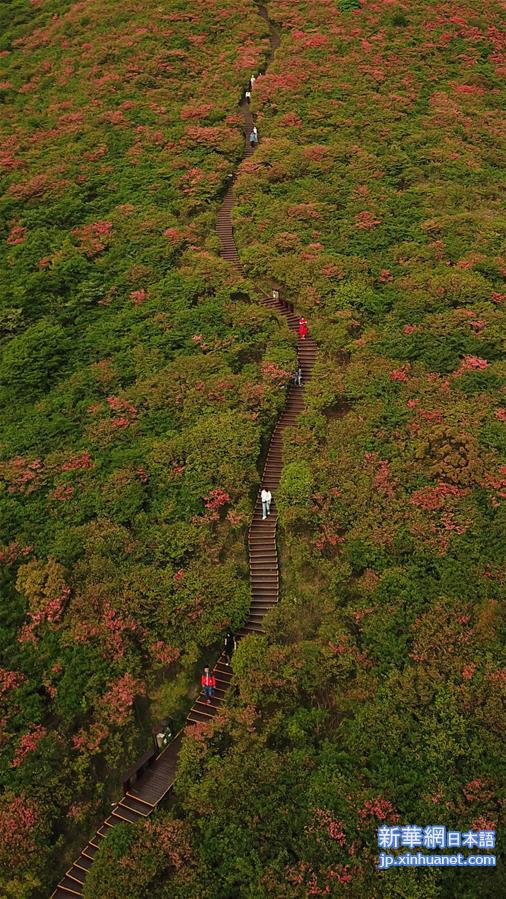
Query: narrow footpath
[{"left": 51, "top": 5, "right": 316, "bottom": 896}]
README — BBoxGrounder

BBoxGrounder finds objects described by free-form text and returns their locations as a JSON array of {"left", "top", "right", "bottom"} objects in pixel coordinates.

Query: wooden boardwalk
[{"left": 51, "top": 8, "right": 316, "bottom": 897}]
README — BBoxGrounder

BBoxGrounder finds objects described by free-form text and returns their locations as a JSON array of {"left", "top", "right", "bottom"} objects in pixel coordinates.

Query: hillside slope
[{"left": 82, "top": 1, "right": 504, "bottom": 897}]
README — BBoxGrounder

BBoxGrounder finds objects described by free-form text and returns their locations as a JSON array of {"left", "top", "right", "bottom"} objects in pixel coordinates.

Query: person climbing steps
[
  {"left": 224, "top": 629, "right": 237, "bottom": 666},
  {"left": 261, "top": 487, "right": 272, "bottom": 519},
  {"left": 298, "top": 317, "right": 308, "bottom": 339},
  {"left": 201, "top": 666, "right": 216, "bottom": 704},
  {"left": 154, "top": 719, "right": 173, "bottom": 750}
]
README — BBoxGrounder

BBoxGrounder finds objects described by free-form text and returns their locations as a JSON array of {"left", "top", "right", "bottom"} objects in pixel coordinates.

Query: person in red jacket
[
  {"left": 201, "top": 666, "right": 216, "bottom": 704},
  {"left": 298, "top": 317, "right": 308, "bottom": 339}
]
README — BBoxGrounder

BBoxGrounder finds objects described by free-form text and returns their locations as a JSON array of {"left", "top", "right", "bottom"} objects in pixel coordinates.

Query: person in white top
[
  {"left": 261, "top": 488, "right": 272, "bottom": 519},
  {"left": 250, "top": 74, "right": 256, "bottom": 88},
  {"left": 245, "top": 89, "right": 251, "bottom": 103}
]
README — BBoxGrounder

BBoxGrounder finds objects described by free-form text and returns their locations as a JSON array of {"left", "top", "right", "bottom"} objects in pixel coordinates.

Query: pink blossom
[
  {"left": 0, "top": 542, "right": 33, "bottom": 565},
  {"left": 462, "top": 663, "right": 477, "bottom": 681},
  {"left": 358, "top": 798, "right": 399, "bottom": 822},
  {"left": 164, "top": 227, "right": 183, "bottom": 243},
  {"left": 281, "top": 112, "right": 302, "bottom": 127},
  {"left": 468, "top": 318, "right": 486, "bottom": 331},
  {"left": 261, "top": 361, "right": 291, "bottom": 384},
  {"left": 102, "top": 602, "right": 137, "bottom": 658},
  {"left": 0, "top": 795, "right": 38, "bottom": 865},
  {"left": 180, "top": 102, "right": 214, "bottom": 120},
  {"left": 410, "top": 482, "right": 467, "bottom": 511},
  {"left": 204, "top": 488, "right": 230, "bottom": 510},
  {"left": 455, "top": 354, "right": 488, "bottom": 375},
  {"left": 107, "top": 396, "right": 138, "bottom": 418},
  {"left": 61, "top": 451, "right": 93, "bottom": 471},
  {"left": 150, "top": 641, "right": 180, "bottom": 666},
  {"left": 453, "top": 83, "right": 485, "bottom": 95},
  {"left": 6, "top": 223, "right": 26, "bottom": 245},
  {"left": 355, "top": 210, "right": 381, "bottom": 230},
  {"left": 312, "top": 808, "right": 346, "bottom": 845},
  {"left": 389, "top": 365, "right": 410, "bottom": 382},
  {"left": 101, "top": 672, "right": 144, "bottom": 726},
  {"left": 0, "top": 668, "right": 26, "bottom": 696},
  {"left": 471, "top": 816, "right": 496, "bottom": 831},
  {"left": 11, "top": 725, "right": 47, "bottom": 767},
  {"left": 72, "top": 722, "right": 109, "bottom": 754},
  {"left": 321, "top": 263, "right": 342, "bottom": 278},
  {"left": 71, "top": 221, "right": 113, "bottom": 257},
  {"left": 226, "top": 509, "right": 244, "bottom": 526},
  {"left": 130, "top": 288, "right": 148, "bottom": 305},
  {"left": 51, "top": 484, "right": 74, "bottom": 501}
]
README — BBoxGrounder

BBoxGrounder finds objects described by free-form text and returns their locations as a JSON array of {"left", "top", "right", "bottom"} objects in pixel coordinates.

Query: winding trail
[{"left": 51, "top": 6, "right": 316, "bottom": 897}]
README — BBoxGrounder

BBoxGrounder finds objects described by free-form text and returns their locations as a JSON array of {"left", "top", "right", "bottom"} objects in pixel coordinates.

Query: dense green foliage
[{"left": 1, "top": 0, "right": 504, "bottom": 896}]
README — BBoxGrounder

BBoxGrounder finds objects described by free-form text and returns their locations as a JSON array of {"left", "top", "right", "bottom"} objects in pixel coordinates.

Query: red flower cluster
[
  {"left": 107, "top": 395, "right": 138, "bottom": 428},
  {"left": 2, "top": 456, "right": 43, "bottom": 494},
  {"left": 355, "top": 210, "right": 381, "bottom": 230},
  {"left": 71, "top": 220, "right": 113, "bottom": 256},
  {"left": 410, "top": 482, "right": 467, "bottom": 511},
  {"left": 357, "top": 797, "right": 399, "bottom": 822},
  {"left": 6, "top": 222, "right": 26, "bottom": 244},
  {"left": 61, "top": 451, "right": 93, "bottom": 471},
  {"left": 389, "top": 365, "right": 410, "bottom": 382},
  {"left": 150, "top": 641, "right": 181, "bottom": 666},
  {"left": 0, "top": 667, "right": 26, "bottom": 696},
  {"left": 0, "top": 794, "right": 38, "bottom": 865},
  {"left": 204, "top": 488, "right": 231, "bottom": 510},
  {"left": 455, "top": 354, "right": 488, "bottom": 375},
  {"left": 0, "top": 542, "right": 33, "bottom": 564},
  {"left": 261, "top": 361, "right": 291, "bottom": 384},
  {"left": 51, "top": 484, "right": 74, "bottom": 501},
  {"left": 100, "top": 672, "right": 144, "bottom": 726},
  {"left": 311, "top": 808, "right": 346, "bottom": 846},
  {"left": 129, "top": 288, "right": 148, "bottom": 305},
  {"left": 11, "top": 725, "right": 47, "bottom": 767}
]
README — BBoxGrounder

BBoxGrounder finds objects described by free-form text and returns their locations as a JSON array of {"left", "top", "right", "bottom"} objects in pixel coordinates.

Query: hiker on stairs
[
  {"left": 292, "top": 366, "right": 302, "bottom": 387},
  {"left": 201, "top": 667, "right": 216, "bottom": 704},
  {"left": 298, "top": 317, "right": 308, "bottom": 339},
  {"left": 154, "top": 719, "right": 173, "bottom": 750},
  {"left": 224, "top": 629, "right": 237, "bottom": 666},
  {"left": 261, "top": 487, "right": 272, "bottom": 519}
]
